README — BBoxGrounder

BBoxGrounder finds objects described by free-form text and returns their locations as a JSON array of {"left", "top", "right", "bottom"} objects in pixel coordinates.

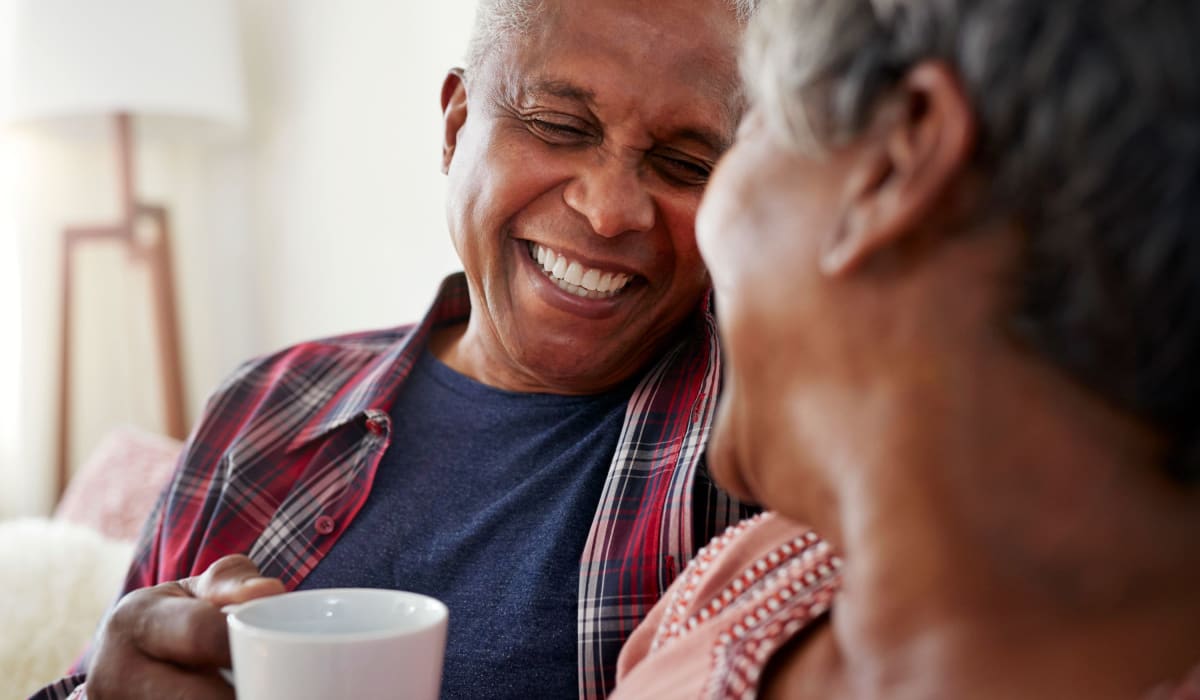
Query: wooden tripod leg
[{"left": 139, "top": 205, "right": 187, "bottom": 442}]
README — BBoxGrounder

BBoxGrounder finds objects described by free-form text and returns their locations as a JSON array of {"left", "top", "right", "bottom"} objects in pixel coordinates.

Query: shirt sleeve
[{"left": 25, "top": 673, "right": 87, "bottom": 700}]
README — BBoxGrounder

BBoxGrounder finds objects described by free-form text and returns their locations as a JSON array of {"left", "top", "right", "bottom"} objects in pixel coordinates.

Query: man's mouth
[{"left": 526, "top": 242, "right": 635, "bottom": 299}]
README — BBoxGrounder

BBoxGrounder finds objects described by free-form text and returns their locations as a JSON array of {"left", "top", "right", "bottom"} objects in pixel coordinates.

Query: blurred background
[{"left": 0, "top": 0, "right": 474, "bottom": 518}]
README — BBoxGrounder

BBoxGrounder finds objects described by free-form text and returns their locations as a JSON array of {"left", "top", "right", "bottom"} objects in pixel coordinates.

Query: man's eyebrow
[
  {"left": 661, "top": 126, "right": 732, "bottom": 156},
  {"left": 521, "top": 79, "right": 734, "bottom": 153},
  {"left": 525, "top": 79, "right": 596, "bottom": 105}
]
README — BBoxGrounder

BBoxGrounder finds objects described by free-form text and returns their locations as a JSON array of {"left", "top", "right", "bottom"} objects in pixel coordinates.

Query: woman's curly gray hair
[{"left": 746, "top": 0, "right": 1200, "bottom": 480}]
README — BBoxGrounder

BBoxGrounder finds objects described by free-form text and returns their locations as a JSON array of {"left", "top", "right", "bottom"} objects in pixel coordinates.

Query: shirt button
[
  {"left": 365, "top": 416, "right": 386, "bottom": 435},
  {"left": 314, "top": 515, "right": 336, "bottom": 535}
]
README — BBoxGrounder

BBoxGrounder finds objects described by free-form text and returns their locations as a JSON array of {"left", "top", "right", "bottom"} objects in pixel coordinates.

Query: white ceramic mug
[{"left": 224, "top": 588, "right": 448, "bottom": 700}]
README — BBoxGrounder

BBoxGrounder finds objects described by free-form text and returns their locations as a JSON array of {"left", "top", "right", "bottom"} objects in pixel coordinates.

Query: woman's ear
[
  {"left": 441, "top": 68, "right": 468, "bottom": 174},
  {"left": 821, "top": 61, "right": 977, "bottom": 275}
]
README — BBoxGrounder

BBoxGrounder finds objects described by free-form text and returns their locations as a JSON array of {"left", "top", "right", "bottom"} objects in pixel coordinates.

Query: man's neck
[
  {"left": 428, "top": 314, "right": 667, "bottom": 396},
  {"left": 810, "top": 348, "right": 1200, "bottom": 699}
]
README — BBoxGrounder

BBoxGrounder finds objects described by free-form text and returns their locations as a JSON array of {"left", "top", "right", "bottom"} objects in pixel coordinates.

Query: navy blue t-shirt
[{"left": 298, "top": 349, "right": 632, "bottom": 699}]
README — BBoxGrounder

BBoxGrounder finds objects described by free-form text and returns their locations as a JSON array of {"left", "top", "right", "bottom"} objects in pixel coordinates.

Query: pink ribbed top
[{"left": 613, "top": 512, "right": 841, "bottom": 700}]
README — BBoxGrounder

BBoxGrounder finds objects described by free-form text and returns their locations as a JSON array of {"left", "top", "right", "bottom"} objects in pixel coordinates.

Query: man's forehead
[
  {"left": 479, "top": 0, "right": 745, "bottom": 144},
  {"left": 539, "top": 0, "right": 741, "bottom": 84},
  {"left": 486, "top": 0, "right": 739, "bottom": 90}
]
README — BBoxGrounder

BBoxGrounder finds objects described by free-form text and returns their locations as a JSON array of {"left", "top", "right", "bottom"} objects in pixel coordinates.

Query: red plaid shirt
[{"left": 34, "top": 273, "right": 754, "bottom": 700}]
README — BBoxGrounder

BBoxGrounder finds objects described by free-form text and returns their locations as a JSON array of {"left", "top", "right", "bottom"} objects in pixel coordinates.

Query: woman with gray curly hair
[{"left": 611, "top": 0, "right": 1200, "bottom": 697}]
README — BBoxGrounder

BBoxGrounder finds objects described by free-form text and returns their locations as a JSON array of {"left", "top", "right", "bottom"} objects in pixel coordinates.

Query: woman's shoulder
[
  {"left": 651, "top": 512, "right": 838, "bottom": 651},
  {"left": 614, "top": 512, "right": 841, "bottom": 699}
]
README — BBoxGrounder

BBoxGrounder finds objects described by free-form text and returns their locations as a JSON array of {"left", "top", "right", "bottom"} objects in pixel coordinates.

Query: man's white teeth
[
  {"left": 529, "top": 242, "right": 633, "bottom": 298},
  {"left": 564, "top": 262, "right": 584, "bottom": 286}
]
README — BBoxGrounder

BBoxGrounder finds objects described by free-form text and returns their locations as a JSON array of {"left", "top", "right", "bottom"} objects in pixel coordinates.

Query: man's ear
[
  {"left": 821, "top": 61, "right": 976, "bottom": 275},
  {"left": 441, "top": 68, "right": 468, "bottom": 174}
]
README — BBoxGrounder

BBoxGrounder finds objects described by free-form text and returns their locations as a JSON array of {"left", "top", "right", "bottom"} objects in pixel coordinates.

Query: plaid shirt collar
[{"left": 286, "top": 274, "right": 471, "bottom": 451}]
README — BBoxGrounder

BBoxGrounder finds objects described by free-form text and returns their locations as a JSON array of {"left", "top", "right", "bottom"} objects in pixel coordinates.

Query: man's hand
[{"left": 86, "top": 554, "right": 286, "bottom": 699}]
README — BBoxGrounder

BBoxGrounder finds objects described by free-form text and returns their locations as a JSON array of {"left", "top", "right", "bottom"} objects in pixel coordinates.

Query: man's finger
[
  {"left": 89, "top": 653, "right": 236, "bottom": 700},
  {"left": 114, "top": 590, "right": 233, "bottom": 669},
  {"left": 179, "top": 554, "right": 287, "bottom": 606}
]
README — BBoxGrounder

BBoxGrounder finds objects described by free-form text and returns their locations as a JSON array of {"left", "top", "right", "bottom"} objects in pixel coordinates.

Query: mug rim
[{"left": 226, "top": 587, "right": 448, "bottom": 643}]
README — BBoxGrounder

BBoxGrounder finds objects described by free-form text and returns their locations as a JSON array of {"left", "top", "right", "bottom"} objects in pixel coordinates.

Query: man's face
[{"left": 441, "top": 0, "right": 743, "bottom": 394}]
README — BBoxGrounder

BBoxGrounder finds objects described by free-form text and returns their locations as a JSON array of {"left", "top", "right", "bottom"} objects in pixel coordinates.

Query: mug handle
[
  {"left": 219, "top": 603, "right": 244, "bottom": 687},
  {"left": 218, "top": 667, "right": 236, "bottom": 687}
]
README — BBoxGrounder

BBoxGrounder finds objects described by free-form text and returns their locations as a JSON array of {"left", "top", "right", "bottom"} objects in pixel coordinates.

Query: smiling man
[
  {"left": 33, "top": 1, "right": 758, "bottom": 699},
  {"left": 435, "top": 0, "right": 743, "bottom": 396}
]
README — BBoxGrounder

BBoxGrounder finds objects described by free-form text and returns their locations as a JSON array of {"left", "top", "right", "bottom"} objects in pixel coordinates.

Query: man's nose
[{"left": 563, "top": 158, "right": 655, "bottom": 238}]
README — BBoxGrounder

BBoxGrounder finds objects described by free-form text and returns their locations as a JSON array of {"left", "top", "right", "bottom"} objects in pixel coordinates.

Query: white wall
[
  {"left": 0, "top": 0, "right": 20, "bottom": 514},
  {"left": 244, "top": 0, "right": 470, "bottom": 351},
  {"left": 0, "top": 1, "right": 475, "bottom": 516}
]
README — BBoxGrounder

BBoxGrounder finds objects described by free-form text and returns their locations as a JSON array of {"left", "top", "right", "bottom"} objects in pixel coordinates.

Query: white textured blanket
[{"left": 0, "top": 518, "right": 133, "bottom": 698}]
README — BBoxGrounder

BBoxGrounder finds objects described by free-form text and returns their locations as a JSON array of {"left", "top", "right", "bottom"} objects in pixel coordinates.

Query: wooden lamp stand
[{"left": 56, "top": 113, "right": 188, "bottom": 499}]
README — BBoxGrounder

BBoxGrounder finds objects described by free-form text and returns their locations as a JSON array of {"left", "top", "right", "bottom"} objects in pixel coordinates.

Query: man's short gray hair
[
  {"left": 745, "top": 0, "right": 1200, "bottom": 480},
  {"left": 465, "top": 0, "right": 762, "bottom": 72}
]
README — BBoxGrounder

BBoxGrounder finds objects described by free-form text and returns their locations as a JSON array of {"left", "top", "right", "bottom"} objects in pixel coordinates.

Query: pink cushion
[{"left": 54, "top": 426, "right": 182, "bottom": 541}]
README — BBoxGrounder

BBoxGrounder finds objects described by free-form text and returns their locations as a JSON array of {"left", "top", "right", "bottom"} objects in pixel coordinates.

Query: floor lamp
[{"left": 6, "top": 0, "right": 246, "bottom": 500}]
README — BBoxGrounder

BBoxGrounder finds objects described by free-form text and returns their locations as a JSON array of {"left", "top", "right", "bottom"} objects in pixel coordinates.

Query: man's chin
[{"left": 511, "top": 344, "right": 646, "bottom": 395}]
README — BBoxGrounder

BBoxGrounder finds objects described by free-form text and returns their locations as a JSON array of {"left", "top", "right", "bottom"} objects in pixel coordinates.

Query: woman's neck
[{"left": 813, "top": 347, "right": 1200, "bottom": 699}]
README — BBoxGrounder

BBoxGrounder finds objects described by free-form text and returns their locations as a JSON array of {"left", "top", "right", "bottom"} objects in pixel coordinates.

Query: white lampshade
[{"left": 5, "top": 0, "right": 246, "bottom": 135}]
